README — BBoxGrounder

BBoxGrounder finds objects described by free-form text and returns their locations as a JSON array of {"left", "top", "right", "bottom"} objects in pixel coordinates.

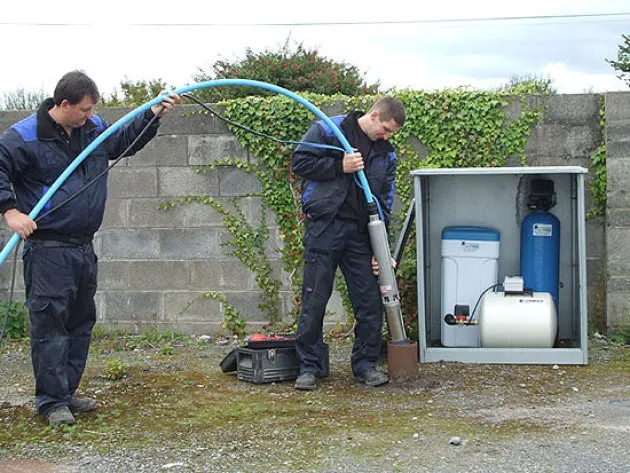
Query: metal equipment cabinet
[{"left": 412, "top": 166, "right": 588, "bottom": 364}]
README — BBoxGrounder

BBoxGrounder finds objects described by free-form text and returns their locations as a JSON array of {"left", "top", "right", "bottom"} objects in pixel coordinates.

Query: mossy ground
[{"left": 1, "top": 335, "right": 629, "bottom": 472}]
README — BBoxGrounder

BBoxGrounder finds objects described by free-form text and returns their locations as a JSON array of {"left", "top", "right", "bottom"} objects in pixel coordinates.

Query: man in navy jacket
[
  {"left": 0, "top": 70, "right": 180, "bottom": 425},
  {"left": 291, "top": 96, "right": 405, "bottom": 391}
]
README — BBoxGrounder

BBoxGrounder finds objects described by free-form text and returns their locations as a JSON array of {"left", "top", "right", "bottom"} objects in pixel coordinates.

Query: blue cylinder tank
[{"left": 520, "top": 210, "right": 560, "bottom": 310}]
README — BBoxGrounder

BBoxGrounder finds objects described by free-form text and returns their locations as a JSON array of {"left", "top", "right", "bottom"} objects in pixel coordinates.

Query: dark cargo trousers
[
  {"left": 23, "top": 241, "right": 97, "bottom": 414},
  {"left": 296, "top": 219, "right": 383, "bottom": 376}
]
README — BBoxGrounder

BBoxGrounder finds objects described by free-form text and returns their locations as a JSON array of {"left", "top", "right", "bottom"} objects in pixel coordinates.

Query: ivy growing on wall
[
  {"left": 588, "top": 95, "right": 607, "bottom": 218},
  {"left": 168, "top": 89, "right": 545, "bottom": 335}
]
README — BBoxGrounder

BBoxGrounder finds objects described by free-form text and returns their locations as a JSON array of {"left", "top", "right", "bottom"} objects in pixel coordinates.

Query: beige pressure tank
[{"left": 479, "top": 292, "right": 557, "bottom": 348}]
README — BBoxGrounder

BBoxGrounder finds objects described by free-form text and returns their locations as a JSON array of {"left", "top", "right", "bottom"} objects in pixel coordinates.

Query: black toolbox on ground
[{"left": 221, "top": 333, "right": 329, "bottom": 384}]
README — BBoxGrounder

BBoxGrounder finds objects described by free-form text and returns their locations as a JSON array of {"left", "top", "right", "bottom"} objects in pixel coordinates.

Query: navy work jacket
[
  {"left": 0, "top": 99, "right": 160, "bottom": 238},
  {"left": 291, "top": 112, "right": 397, "bottom": 237}
]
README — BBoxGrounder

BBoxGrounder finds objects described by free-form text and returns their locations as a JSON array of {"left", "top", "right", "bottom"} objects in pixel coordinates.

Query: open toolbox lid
[{"left": 245, "top": 333, "right": 297, "bottom": 349}]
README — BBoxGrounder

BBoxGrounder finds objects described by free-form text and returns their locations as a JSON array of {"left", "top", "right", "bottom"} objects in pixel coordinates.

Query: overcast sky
[{"left": 1, "top": 0, "right": 629, "bottom": 101}]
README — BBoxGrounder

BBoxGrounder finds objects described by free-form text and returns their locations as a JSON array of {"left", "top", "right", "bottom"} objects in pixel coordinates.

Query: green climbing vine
[
  {"left": 177, "top": 290, "right": 245, "bottom": 337},
  {"left": 588, "top": 95, "right": 607, "bottom": 218},
  {"left": 165, "top": 89, "right": 545, "bottom": 336}
]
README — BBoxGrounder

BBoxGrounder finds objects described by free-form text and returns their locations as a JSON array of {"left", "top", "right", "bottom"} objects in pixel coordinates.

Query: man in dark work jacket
[
  {"left": 291, "top": 96, "right": 406, "bottom": 391},
  {"left": 0, "top": 70, "right": 180, "bottom": 424}
]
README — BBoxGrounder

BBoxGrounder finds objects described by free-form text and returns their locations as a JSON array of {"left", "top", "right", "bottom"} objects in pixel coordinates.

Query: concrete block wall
[
  {"left": 0, "top": 93, "right": 625, "bottom": 334},
  {"left": 605, "top": 92, "right": 630, "bottom": 332}
]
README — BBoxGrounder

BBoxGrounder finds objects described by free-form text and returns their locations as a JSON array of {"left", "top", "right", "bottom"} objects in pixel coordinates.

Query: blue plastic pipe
[{"left": 0, "top": 79, "right": 375, "bottom": 266}]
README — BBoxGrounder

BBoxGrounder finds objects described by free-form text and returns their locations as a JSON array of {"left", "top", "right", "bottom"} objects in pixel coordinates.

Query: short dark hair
[
  {"left": 371, "top": 96, "right": 406, "bottom": 127},
  {"left": 53, "top": 70, "right": 100, "bottom": 105}
]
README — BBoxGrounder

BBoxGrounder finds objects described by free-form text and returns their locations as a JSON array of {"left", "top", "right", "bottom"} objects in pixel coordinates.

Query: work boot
[
  {"left": 69, "top": 396, "right": 97, "bottom": 413},
  {"left": 295, "top": 372, "right": 317, "bottom": 391},
  {"left": 355, "top": 368, "right": 389, "bottom": 387},
  {"left": 46, "top": 406, "right": 76, "bottom": 426}
]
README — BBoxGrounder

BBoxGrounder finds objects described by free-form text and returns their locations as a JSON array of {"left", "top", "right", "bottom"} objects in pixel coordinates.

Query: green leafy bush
[
  {"left": 193, "top": 38, "right": 378, "bottom": 102},
  {"left": 0, "top": 300, "right": 29, "bottom": 339},
  {"left": 607, "top": 34, "right": 630, "bottom": 88}
]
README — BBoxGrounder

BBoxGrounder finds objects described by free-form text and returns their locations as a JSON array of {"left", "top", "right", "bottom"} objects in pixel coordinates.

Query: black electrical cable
[
  {"left": 181, "top": 93, "right": 346, "bottom": 153},
  {"left": 468, "top": 283, "right": 503, "bottom": 322}
]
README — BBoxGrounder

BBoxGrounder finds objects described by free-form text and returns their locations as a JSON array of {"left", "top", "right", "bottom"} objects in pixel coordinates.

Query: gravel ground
[{"left": 1, "top": 336, "right": 629, "bottom": 473}]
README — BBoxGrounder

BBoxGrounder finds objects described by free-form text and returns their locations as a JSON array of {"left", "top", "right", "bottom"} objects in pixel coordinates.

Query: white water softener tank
[
  {"left": 479, "top": 292, "right": 557, "bottom": 348},
  {"left": 441, "top": 226, "right": 500, "bottom": 347}
]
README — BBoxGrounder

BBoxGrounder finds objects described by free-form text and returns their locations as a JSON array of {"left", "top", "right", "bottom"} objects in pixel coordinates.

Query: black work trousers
[
  {"left": 23, "top": 240, "right": 97, "bottom": 414},
  {"left": 296, "top": 219, "right": 383, "bottom": 376}
]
